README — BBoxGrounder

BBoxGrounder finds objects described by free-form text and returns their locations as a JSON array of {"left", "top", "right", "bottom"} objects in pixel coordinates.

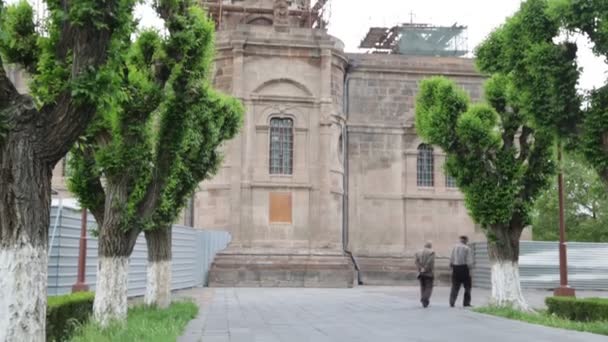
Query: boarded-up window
[
  {"left": 269, "top": 118, "right": 293, "bottom": 175},
  {"left": 269, "top": 192, "right": 292, "bottom": 223}
]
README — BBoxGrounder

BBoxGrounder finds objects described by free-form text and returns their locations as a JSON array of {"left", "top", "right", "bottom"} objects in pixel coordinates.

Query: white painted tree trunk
[
  {"left": 490, "top": 260, "right": 529, "bottom": 311},
  {"left": 0, "top": 244, "right": 47, "bottom": 342},
  {"left": 93, "top": 257, "right": 129, "bottom": 327},
  {"left": 144, "top": 260, "right": 172, "bottom": 309}
]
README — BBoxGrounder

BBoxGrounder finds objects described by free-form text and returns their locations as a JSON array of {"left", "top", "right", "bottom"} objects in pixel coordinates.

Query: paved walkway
[{"left": 177, "top": 287, "right": 607, "bottom": 342}]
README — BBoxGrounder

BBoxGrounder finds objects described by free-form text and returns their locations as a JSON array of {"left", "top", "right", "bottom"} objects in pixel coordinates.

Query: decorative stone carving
[{"left": 273, "top": 0, "right": 290, "bottom": 27}]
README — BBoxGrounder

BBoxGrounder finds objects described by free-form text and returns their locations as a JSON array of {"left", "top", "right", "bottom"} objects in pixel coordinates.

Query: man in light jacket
[
  {"left": 449, "top": 235, "right": 474, "bottom": 307},
  {"left": 415, "top": 241, "right": 435, "bottom": 308}
]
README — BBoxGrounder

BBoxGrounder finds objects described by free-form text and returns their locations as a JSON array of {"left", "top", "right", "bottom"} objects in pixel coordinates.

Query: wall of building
[
  {"left": 345, "top": 53, "right": 487, "bottom": 259},
  {"left": 197, "top": 24, "right": 347, "bottom": 255}
]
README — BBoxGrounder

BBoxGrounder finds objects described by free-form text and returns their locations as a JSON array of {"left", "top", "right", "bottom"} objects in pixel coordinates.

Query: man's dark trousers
[
  {"left": 418, "top": 275, "right": 433, "bottom": 308},
  {"left": 450, "top": 265, "right": 471, "bottom": 307}
]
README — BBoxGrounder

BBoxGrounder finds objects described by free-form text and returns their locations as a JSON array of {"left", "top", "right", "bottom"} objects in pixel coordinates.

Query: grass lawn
[
  {"left": 70, "top": 301, "right": 198, "bottom": 342},
  {"left": 475, "top": 306, "right": 608, "bottom": 336}
]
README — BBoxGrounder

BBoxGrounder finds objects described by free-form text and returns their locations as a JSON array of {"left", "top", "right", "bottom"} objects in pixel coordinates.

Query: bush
[
  {"left": 546, "top": 296, "right": 608, "bottom": 322},
  {"left": 476, "top": 306, "right": 608, "bottom": 336},
  {"left": 47, "top": 292, "right": 94, "bottom": 342}
]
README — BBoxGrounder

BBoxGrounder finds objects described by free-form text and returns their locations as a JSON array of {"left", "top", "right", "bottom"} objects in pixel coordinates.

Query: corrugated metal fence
[
  {"left": 48, "top": 204, "right": 231, "bottom": 296},
  {"left": 472, "top": 241, "right": 608, "bottom": 290}
]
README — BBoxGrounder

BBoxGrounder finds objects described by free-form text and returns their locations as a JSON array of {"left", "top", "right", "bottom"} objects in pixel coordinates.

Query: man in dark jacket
[
  {"left": 449, "top": 235, "right": 474, "bottom": 307},
  {"left": 415, "top": 241, "right": 435, "bottom": 308}
]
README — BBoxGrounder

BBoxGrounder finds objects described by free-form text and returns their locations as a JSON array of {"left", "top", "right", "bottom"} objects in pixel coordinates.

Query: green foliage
[
  {"left": 580, "top": 86, "right": 608, "bottom": 184},
  {"left": 428, "top": 0, "right": 595, "bottom": 249},
  {"left": 0, "top": 0, "right": 38, "bottom": 72},
  {"left": 47, "top": 292, "right": 94, "bottom": 342},
  {"left": 68, "top": 2, "right": 244, "bottom": 235},
  {"left": 70, "top": 301, "right": 198, "bottom": 342},
  {"left": 532, "top": 153, "right": 608, "bottom": 242},
  {"left": 476, "top": 0, "right": 581, "bottom": 140},
  {"left": 416, "top": 75, "right": 553, "bottom": 231},
  {"left": 475, "top": 305, "right": 608, "bottom": 336},
  {"left": 546, "top": 296, "right": 608, "bottom": 322},
  {"left": 516, "top": 0, "right": 608, "bottom": 184},
  {"left": 0, "top": 0, "right": 138, "bottom": 108}
]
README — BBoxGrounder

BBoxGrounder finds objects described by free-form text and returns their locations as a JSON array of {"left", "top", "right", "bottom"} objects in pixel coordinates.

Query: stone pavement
[{"left": 176, "top": 287, "right": 607, "bottom": 342}]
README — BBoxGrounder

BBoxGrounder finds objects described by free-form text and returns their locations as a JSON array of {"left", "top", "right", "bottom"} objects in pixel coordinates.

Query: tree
[
  {"left": 533, "top": 154, "right": 608, "bottom": 242},
  {"left": 557, "top": 1, "right": 608, "bottom": 186},
  {"left": 417, "top": 73, "right": 554, "bottom": 309},
  {"left": 0, "top": 1, "right": 135, "bottom": 340},
  {"left": 68, "top": 1, "right": 243, "bottom": 325},
  {"left": 414, "top": 0, "right": 582, "bottom": 307}
]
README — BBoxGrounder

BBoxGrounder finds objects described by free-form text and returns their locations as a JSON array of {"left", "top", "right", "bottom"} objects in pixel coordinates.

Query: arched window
[
  {"left": 269, "top": 118, "right": 294, "bottom": 175},
  {"left": 417, "top": 144, "right": 434, "bottom": 187}
]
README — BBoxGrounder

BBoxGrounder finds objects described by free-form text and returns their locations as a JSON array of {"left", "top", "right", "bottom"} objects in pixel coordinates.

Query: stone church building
[{"left": 47, "top": 0, "right": 494, "bottom": 287}]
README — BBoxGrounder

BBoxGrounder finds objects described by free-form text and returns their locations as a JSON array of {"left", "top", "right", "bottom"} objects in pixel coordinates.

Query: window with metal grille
[
  {"left": 417, "top": 144, "right": 434, "bottom": 187},
  {"left": 269, "top": 118, "right": 293, "bottom": 175},
  {"left": 446, "top": 172, "right": 457, "bottom": 188}
]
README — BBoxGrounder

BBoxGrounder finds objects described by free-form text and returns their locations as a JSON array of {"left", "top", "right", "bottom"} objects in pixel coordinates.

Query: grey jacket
[
  {"left": 415, "top": 248, "right": 435, "bottom": 278},
  {"left": 450, "top": 242, "right": 474, "bottom": 268}
]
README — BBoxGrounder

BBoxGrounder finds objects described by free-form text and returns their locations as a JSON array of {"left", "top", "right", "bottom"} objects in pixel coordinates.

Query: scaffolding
[
  {"left": 199, "top": 0, "right": 330, "bottom": 29},
  {"left": 359, "top": 22, "right": 468, "bottom": 57}
]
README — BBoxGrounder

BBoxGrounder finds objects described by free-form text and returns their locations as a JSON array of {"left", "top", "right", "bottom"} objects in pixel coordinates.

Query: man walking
[
  {"left": 449, "top": 236, "right": 474, "bottom": 307},
  {"left": 415, "top": 241, "right": 435, "bottom": 308}
]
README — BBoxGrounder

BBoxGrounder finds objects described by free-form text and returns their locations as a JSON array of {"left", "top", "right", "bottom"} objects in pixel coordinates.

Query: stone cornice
[{"left": 346, "top": 53, "right": 483, "bottom": 78}]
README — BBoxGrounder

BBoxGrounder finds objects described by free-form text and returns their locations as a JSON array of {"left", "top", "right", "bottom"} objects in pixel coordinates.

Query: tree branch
[
  {"left": 0, "top": 57, "right": 20, "bottom": 107},
  {"left": 0, "top": 56, "right": 37, "bottom": 140},
  {"left": 34, "top": 26, "right": 113, "bottom": 163},
  {"left": 518, "top": 126, "right": 533, "bottom": 162},
  {"left": 33, "top": 1, "right": 133, "bottom": 164}
]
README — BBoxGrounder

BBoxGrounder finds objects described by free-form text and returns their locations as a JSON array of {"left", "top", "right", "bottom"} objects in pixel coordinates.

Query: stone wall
[
  {"left": 205, "top": 24, "right": 356, "bottom": 287},
  {"left": 344, "top": 54, "right": 487, "bottom": 284}
]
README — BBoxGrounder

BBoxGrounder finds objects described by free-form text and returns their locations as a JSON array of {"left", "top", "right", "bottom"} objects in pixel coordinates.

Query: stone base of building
[
  {"left": 354, "top": 256, "right": 452, "bottom": 286},
  {"left": 208, "top": 252, "right": 356, "bottom": 288}
]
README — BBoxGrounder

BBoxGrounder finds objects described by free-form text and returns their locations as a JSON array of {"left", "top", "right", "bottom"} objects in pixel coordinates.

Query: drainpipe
[{"left": 342, "top": 62, "right": 362, "bottom": 285}]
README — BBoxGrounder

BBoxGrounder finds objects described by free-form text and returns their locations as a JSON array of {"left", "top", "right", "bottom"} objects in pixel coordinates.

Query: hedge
[
  {"left": 47, "top": 292, "right": 94, "bottom": 342},
  {"left": 546, "top": 296, "right": 608, "bottom": 322}
]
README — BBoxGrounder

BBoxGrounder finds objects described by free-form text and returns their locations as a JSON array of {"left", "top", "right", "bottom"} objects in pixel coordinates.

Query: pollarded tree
[
  {"left": 68, "top": 1, "right": 243, "bottom": 325},
  {"left": 0, "top": 0, "right": 135, "bottom": 340},
  {"left": 416, "top": 74, "right": 555, "bottom": 309},
  {"left": 417, "top": 0, "right": 580, "bottom": 308},
  {"left": 143, "top": 85, "right": 241, "bottom": 308}
]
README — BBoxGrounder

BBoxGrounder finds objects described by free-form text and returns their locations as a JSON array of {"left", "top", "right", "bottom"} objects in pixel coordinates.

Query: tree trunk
[
  {"left": 487, "top": 224, "right": 529, "bottom": 310},
  {"left": 93, "top": 217, "right": 139, "bottom": 327},
  {"left": 144, "top": 226, "right": 172, "bottom": 309},
  {"left": 0, "top": 131, "right": 52, "bottom": 342}
]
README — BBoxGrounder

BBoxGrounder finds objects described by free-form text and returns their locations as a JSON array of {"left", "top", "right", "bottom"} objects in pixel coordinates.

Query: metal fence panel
[
  {"left": 47, "top": 205, "right": 231, "bottom": 297},
  {"left": 472, "top": 241, "right": 608, "bottom": 290}
]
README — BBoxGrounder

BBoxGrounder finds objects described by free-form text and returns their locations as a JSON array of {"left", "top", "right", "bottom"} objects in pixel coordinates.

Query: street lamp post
[
  {"left": 72, "top": 208, "right": 89, "bottom": 292},
  {"left": 554, "top": 144, "right": 575, "bottom": 297}
]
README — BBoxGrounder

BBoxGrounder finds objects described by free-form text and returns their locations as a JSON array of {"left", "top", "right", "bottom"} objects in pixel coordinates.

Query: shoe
[{"left": 464, "top": 305, "right": 473, "bottom": 308}]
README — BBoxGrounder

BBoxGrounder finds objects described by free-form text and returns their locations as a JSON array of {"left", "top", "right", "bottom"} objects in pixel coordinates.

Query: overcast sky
[
  {"left": 329, "top": 0, "right": 607, "bottom": 91},
  {"left": 11, "top": 0, "right": 608, "bottom": 90}
]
